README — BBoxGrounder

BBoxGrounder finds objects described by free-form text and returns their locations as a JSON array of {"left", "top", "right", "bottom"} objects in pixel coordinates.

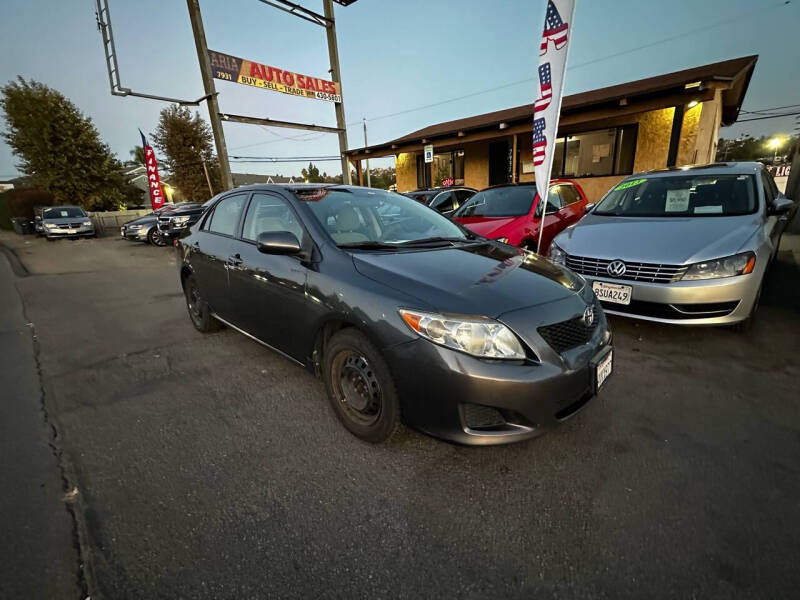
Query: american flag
[
  {"left": 539, "top": 0, "right": 569, "bottom": 55},
  {"left": 533, "top": 117, "right": 547, "bottom": 166},
  {"left": 534, "top": 63, "right": 552, "bottom": 113}
]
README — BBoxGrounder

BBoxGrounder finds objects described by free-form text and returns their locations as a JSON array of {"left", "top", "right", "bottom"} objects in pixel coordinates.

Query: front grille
[
  {"left": 463, "top": 404, "right": 506, "bottom": 429},
  {"left": 566, "top": 254, "right": 688, "bottom": 283},
  {"left": 538, "top": 304, "right": 601, "bottom": 354},
  {"left": 600, "top": 299, "right": 739, "bottom": 320}
]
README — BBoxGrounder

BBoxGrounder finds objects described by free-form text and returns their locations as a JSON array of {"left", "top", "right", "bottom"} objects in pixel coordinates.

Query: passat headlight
[
  {"left": 681, "top": 251, "right": 755, "bottom": 281},
  {"left": 399, "top": 309, "right": 526, "bottom": 360},
  {"left": 549, "top": 241, "right": 566, "bottom": 265}
]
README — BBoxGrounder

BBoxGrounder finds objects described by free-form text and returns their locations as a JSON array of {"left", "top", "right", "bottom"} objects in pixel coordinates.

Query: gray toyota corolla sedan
[{"left": 550, "top": 162, "right": 794, "bottom": 327}]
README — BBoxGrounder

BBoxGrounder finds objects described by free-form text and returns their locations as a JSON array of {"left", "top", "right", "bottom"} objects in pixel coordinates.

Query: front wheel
[
  {"left": 323, "top": 329, "right": 402, "bottom": 443},
  {"left": 182, "top": 274, "right": 222, "bottom": 333},
  {"left": 149, "top": 228, "right": 168, "bottom": 246}
]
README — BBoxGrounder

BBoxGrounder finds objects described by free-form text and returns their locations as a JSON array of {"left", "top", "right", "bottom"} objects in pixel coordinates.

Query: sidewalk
[{"left": 0, "top": 247, "right": 82, "bottom": 599}]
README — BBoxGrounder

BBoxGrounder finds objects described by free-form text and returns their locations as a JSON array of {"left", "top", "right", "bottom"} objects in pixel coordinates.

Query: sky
[{"left": 0, "top": 0, "right": 798, "bottom": 180}]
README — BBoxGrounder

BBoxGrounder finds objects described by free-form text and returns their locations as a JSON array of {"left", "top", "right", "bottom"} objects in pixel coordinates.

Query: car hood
[
  {"left": 42, "top": 216, "right": 88, "bottom": 225},
  {"left": 555, "top": 213, "right": 760, "bottom": 264},
  {"left": 351, "top": 243, "right": 582, "bottom": 317},
  {"left": 454, "top": 216, "right": 524, "bottom": 239},
  {"left": 124, "top": 215, "right": 156, "bottom": 226}
]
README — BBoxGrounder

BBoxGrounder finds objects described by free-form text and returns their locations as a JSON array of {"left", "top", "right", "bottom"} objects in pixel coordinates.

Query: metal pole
[
  {"left": 323, "top": 0, "right": 351, "bottom": 184},
  {"left": 201, "top": 159, "right": 214, "bottom": 196},
  {"left": 186, "top": 0, "right": 233, "bottom": 191},
  {"left": 363, "top": 118, "right": 371, "bottom": 187}
]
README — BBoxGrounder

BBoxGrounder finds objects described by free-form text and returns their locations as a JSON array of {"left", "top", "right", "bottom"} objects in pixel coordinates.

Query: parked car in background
[
  {"left": 177, "top": 184, "right": 612, "bottom": 446},
  {"left": 36, "top": 206, "right": 95, "bottom": 239},
  {"left": 404, "top": 187, "right": 477, "bottom": 216},
  {"left": 550, "top": 162, "right": 795, "bottom": 328},
  {"left": 156, "top": 202, "right": 206, "bottom": 244},
  {"left": 120, "top": 205, "right": 177, "bottom": 245},
  {"left": 453, "top": 181, "right": 587, "bottom": 253}
]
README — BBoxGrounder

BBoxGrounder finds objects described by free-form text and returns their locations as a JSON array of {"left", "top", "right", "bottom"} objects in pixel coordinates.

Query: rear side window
[
  {"left": 430, "top": 191, "right": 454, "bottom": 211},
  {"left": 242, "top": 193, "right": 304, "bottom": 242},
  {"left": 206, "top": 194, "right": 247, "bottom": 236},
  {"left": 455, "top": 187, "right": 535, "bottom": 217},
  {"left": 559, "top": 185, "right": 581, "bottom": 205}
]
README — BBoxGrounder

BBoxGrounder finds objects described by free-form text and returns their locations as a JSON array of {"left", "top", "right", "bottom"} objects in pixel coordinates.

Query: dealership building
[{"left": 346, "top": 56, "right": 757, "bottom": 202}]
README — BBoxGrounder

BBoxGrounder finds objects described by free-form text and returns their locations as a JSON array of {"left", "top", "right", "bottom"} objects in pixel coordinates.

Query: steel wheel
[{"left": 331, "top": 351, "right": 383, "bottom": 427}]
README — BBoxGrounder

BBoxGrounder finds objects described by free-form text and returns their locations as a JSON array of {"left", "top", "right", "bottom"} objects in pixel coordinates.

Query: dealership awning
[{"left": 346, "top": 55, "right": 757, "bottom": 161}]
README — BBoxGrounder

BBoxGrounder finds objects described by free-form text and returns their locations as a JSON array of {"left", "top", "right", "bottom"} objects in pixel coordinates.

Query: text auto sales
[{"left": 209, "top": 49, "right": 342, "bottom": 103}]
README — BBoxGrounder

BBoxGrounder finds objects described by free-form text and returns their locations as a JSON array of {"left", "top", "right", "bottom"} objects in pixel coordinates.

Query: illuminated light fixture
[
  {"left": 499, "top": 122, "right": 508, "bottom": 130},
  {"left": 619, "top": 98, "right": 628, "bottom": 106},
  {"left": 687, "top": 100, "right": 699, "bottom": 108},
  {"left": 457, "top": 131, "right": 465, "bottom": 137},
  {"left": 391, "top": 144, "right": 398, "bottom": 149},
  {"left": 685, "top": 81, "right": 702, "bottom": 89}
]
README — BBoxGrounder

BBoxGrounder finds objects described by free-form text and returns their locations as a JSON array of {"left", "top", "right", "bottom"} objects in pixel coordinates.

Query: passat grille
[
  {"left": 565, "top": 254, "right": 688, "bottom": 283},
  {"left": 538, "top": 304, "right": 600, "bottom": 354}
]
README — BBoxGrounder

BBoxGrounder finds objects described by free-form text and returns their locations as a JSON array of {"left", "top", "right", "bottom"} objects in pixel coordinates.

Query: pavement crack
[{"left": 23, "top": 303, "right": 97, "bottom": 600}]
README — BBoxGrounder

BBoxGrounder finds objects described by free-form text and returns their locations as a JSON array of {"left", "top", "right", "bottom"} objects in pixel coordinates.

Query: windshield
[
  {"left": 301, "top": 188, "right": 468, "bottom": 246},
  {"left": 454, "top": 187, "right": 535, "bottom": 218},
  {"left": 43, "top": 207, "right": 85, "bottom": 219},
  {"left": 594, "top": 174, "right": 757, "bottom": 217}
]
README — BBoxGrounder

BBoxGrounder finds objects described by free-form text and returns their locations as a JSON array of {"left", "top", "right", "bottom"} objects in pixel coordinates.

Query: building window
[
  {"left": 549, "top": 124, "right": 638, "bottom": 178},
  {"left": 435, "top": 150, "right": 466, "bottom": 187}
]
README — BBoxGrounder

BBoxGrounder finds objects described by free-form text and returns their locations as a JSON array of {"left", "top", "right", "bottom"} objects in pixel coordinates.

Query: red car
[{"left": 452, "top": 180, "right": 588, "bottom": 254}]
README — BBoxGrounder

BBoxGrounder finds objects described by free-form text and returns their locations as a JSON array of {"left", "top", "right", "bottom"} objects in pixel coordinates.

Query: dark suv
[
  {"left": 156, "top": 202, "right": 205, "bottom": 244},
  {"left": 405, "top": 187, "right": 477, "bottom": 216}
]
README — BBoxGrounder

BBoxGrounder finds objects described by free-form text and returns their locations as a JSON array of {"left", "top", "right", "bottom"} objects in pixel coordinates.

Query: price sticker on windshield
[{"left": 665, "top": 189, "right": 690, "bottom": 212}]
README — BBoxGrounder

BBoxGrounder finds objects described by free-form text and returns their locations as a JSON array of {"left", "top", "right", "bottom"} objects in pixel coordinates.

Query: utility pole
[
  {"left": 323, "top": 0, "right": 351, "bottom": 184},
  {"left": 363, "top": 118, "right": 371, "bottom": 187},
  {"left": 186, "top": 0, "right": 233, "bottom": 191}
]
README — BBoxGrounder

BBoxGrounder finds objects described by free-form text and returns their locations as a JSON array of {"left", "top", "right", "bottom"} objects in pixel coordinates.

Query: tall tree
[
  {"left": 151, "top": 104, "right": 219, "bottom": 202},
  {"left": 130, "top": 145, "right": 146, "bottom": 166},
  {"left": 0, "top": 77, "right": 126, "bottom": 210}
]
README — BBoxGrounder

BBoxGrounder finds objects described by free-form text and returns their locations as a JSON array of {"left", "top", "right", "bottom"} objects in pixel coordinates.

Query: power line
[
  {"left": 740, "top": 103, "right": 800, "bottom": 115},
  {"left": 736, "top": 111, "right": 800, "bottom": 123},
  {"left": 348, "top": 0, "right": 791, "bottom": 127}
]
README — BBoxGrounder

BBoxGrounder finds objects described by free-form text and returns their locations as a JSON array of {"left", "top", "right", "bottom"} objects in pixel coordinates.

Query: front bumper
[
  {"left": 120, "top": 226, "right": 149, "bottom": 241},
  {"left": 584, "top": 273, "right": 761, "bottom": 325},
  {"left": 44, "top": 225, "right": 95, "bottom": 238},
  {"left": 384, "top": 331, "right": 611, "bottom": 446}
]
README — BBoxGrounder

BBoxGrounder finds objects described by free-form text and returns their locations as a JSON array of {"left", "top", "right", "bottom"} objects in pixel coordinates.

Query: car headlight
[
  {"left": 549, "top": 241, "right": 566, "bottom": 265},
  {"left": 172, "top": 215, "right": 190, "bottom": 224},
  {"left": 399, "top": 309, "right": 526, "bottom": 360},
  {"left": 128, "top": 224, "right": 143, "bottom": 230},
  {"left": 82, "top": 220, "right": 93, "bottom": 227},
  {"left": 495, "top": 237, "right": 509, "bottom": 244},
  {"left": 45, "top": 223, "right": 57, "bottom": 229},
  {"left": 681, "top": 251, "right": 755, "bottom": 281}
]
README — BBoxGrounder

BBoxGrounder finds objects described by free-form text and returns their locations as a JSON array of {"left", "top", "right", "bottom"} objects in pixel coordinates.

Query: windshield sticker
[
  {"left": 694, "top": 205, "right": 723, "bottom": 214},
  {"left": 614, "top": 178, "right": 646, "bottom": 191},
  {"left": 60, "top": 210, "right": 68, "bottom": 217},
  {"left": 665, "top": 189, "right": 690, "bottom": 212}
]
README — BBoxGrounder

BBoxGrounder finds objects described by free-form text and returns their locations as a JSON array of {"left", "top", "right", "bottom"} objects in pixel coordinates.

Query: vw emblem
[
  {"left": 607, "top": 260, "right": 627, "bottom": 277},
  {"left": 583, "top": 305, "right": 595, "bottom": 327}
]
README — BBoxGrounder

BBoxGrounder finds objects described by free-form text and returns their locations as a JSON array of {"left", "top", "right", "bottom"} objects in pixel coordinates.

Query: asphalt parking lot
[{"left": 2, "top": 231, "right": 800, "bottom": 599}]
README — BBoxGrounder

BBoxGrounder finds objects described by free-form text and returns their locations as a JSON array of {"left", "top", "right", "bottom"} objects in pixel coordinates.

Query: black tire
[
  {"left": 731, "top": 284, "right": 762, "bottom": 334},
  {"left": 182, "top": 274, "right": 222, "bottom": 333},
  {"left": 149, "top": 228, "right": 168, "bottom": 246},
  {"left": 323, "top": 329, "right": 402, "bottom": 443}
]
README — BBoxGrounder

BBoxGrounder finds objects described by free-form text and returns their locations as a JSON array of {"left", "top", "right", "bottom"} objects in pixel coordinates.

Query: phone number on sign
[{"left": 315, "top": 91, "right": 342, "bottom": 103}]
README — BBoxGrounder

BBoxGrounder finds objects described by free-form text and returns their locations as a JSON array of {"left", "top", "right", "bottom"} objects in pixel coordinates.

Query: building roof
[
  {"left": 232, "top": 173, "right": 296, "bottom": 186},
  {"left": 347, "top": 56, "right": 758, "bottom": 159}
]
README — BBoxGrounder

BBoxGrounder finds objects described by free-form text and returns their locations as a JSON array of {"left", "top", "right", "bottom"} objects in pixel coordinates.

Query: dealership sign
[
  {"left": 208, "top": 50, "right": 342, "bottom": 103},
  {"left": 139, "top": 130, "right": 165, "bottom": 210}
]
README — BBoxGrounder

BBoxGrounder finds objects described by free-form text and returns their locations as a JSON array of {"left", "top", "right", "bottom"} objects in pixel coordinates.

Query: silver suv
[
  {"left": 36, "top": 206, "right": 96, "bottom": 239},
  {"left": 550, "top": 162, "right": 794, "bottom": 327}
]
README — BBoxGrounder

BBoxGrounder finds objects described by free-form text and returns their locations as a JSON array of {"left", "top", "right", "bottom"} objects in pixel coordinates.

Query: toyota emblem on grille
[
  {"left": 607, "top": 260, "right": 627, "bottom": 277},
  {"left": 583, "top": 305, "right": 595, "bottom": 327}
]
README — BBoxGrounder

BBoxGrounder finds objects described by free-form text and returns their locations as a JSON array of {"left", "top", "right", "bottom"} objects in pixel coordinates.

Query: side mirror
[
  {"left": 256, "top": 231, "right": 301, "bottom": 255},
  {"left": 770, "top": 195, "right": 794, "bottom": 215},
  {"left": 584, "top": 203, "right": 596, "bottom": 213}
]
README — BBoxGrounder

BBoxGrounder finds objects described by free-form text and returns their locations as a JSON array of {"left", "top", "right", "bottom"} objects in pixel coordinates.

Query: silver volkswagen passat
[{"left": 549, "top": 162, "right": 794, "bottom": 327}]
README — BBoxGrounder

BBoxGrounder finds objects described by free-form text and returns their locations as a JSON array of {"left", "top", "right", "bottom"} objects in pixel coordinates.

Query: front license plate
[
  {"left": 596, "top": 349, "right": 613, "bottom": 390},
  {"left": 592, "top": 281, "right": 632, "bottom": 305}
]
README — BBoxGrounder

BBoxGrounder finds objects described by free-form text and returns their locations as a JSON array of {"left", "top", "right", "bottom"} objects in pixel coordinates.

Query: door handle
[{"left": 227, "top": 253, "right": 243, "bottom": 267}]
